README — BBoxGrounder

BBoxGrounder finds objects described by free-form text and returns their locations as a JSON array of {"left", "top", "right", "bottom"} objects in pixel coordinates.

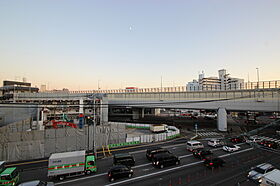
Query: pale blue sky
[{"left": 0, "top": 0, "right": 280, "bottom": 90}]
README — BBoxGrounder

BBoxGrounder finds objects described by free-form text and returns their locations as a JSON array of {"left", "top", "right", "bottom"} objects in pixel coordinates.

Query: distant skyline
[{"left": 1, "top": 0, "right": 280, "bottom": 90}]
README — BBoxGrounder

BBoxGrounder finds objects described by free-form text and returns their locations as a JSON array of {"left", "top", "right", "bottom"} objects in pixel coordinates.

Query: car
[
  {"left": 192, "top": 149, "right": 212, "bottom": 160},
  {"left": 246, "top": 137, "right": 262, "bottom": 144},
  {"left": 208, "top": 139, "right": 224, "bottom": 147},
  {"left": 203, "top": 157, "right": 225, "bottom": 168},
  {"left": 222, "top": 144, "right": 241, "bottom": 152},
  {"left": 230, "top": 137, "right": 245, "bottom": 143},
  {"left": 18, "top": 180, "right": 54, "bottom": 186},
  {"left": 146, "top": 147, "right": 170, "bottom": 161},
  {"left": 247, "top": 163, "right": 275, "bottom": 183},
  {"left": 113, "top": 153, "right": 135, "bottom": 167},
  {"left": 186, "top": 140, "right": 204, "bottom": 152},
  {"left": 107, "top": 165, "right": 133, "bottom": 182},
  {"left": 258, "top": 140, "right": 278, "bottom": 149},
  {"left": 263, "top": 141, "right": 278, "bottom": 149},
  {"left": 152, "top": 153, "right": 180, "bottom": 169}
]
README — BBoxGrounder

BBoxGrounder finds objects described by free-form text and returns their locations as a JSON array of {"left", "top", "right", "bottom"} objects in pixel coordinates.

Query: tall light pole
[
  {"left": 98, "top": 80, "right": 101, "bottom": 90},
  {"left": 256, "top": 68, "right": 260, "bottom": 89}
]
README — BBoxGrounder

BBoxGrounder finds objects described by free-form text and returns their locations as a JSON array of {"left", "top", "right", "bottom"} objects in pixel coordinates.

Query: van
[
  {"left": 152, "top": 153, "right": 180, "bottom": 169},
  {"left": 113, "top": 153, "right": 135, "bottom": 167},
  {"left": 260, "top": 169, "right": 280, "bottom": 186},
  {"left": 208, "top": 139, "right": 224, "bottom": 147},
  {"left": 186, "top": 140, "right": 204, "bottom": 151},
  {"left": 146, "top": 147, "right": 170, "bottom": 161}
]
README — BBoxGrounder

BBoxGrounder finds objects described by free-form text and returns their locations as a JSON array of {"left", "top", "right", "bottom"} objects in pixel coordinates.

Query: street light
[{"left": 256, "top": 68, "right": 260, "bottom": 89}]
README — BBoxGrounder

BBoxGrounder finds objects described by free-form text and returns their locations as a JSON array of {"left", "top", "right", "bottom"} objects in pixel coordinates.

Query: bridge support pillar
[
  {"left": 217, "top": 108, "right": 227, "bottom": 131},
  {"left": 141, "top": 108, "right": 145, "bottom": 118},
  {"left": 132, "top": 108, "right": 141, "bottom": 120},
  {"left": 151, "top": 108, "right": 161, "bottom": 116}
]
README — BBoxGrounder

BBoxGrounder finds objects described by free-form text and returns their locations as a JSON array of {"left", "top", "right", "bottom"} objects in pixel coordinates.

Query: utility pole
[
  {"left": 161, "top": 76, "right": 163, "bottom": 92},
  {"left": 256, "top": 68, "right": 260, "bottom": 89}
]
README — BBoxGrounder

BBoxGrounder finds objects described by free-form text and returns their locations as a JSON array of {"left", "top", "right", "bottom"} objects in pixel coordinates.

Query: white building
[{"left": 187, "top": 69, "right": 244, "bottom": 91}]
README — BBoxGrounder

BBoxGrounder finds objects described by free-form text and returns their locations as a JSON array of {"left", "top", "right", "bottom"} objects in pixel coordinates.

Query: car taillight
[
  {"left": 108, "top": 173, "right": 111, "bottom": 177},
  {"left": 198, "top": 153, "right": 201, "bottom": 155},
  {"left": 209, "top": 163, "right": 213, "bottom": 165}
]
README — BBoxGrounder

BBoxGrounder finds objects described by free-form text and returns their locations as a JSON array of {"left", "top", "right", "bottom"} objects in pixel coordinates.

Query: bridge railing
[{"left": 62, "top": 80, "right": 280, "bottom": 94}]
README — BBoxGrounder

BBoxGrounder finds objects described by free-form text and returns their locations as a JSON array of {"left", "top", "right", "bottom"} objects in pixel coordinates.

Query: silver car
[
  {"left": 248, "top": 163, "right": 275, "bottom": 183},
  {"left": 18, "top": 180, "right": 54, "bottom": 186}
]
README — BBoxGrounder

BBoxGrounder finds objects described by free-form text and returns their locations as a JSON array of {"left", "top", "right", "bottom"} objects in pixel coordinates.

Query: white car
[
  {"left": 222, "top": 144, "right": 241, "bottom": 152},
  {"left": 208, "top": 139, "right": 224, "bottom": 147},
  {"left": 246, "top": 137, "right": 262, "bottom": 144}
]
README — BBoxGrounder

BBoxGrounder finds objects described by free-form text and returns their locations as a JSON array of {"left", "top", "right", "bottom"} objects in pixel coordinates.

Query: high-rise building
[{"left": 187, "top": 69, "right": 244, "bottom": 91}]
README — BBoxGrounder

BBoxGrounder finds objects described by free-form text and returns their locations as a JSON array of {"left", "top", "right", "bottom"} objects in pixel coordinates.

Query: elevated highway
[{"left": 7, "top": 81, "right": 280, "bottom": 131}]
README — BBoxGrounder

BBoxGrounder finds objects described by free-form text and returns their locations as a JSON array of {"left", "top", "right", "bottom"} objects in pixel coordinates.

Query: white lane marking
[
  {"left": 104, "top": 147, "right": 254, "bottom": 186},
  {"left": 55, "top": 172, "right": 107, "bottom": 185},
  {"left": 219, "top": 148, "right": 253, "bottom": 158},
  {"left": 133, "top": 163, "right": 151, "bottom": 168},
  {"left": 105, "top": 161, "right": 202, "bottom": 186},
  {"left": 130, "top": 143, "right": 186, "bottom": 154},
  {"left": 55, "top": 143, "right": 250, "bottom": 185}
]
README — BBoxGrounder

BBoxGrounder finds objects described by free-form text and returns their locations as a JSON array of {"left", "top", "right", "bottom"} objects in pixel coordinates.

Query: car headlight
[
  {"left": 259, "top": 179, "right": 262, "bottom": 183},
  {"left": 156, "top": 161, "right": 159, "bottom": 165},
  {"left": 130, "top": 169, "right": 133, "bottom": 172}
]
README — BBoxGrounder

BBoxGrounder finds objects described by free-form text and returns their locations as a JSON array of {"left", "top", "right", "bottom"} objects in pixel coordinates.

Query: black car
[
  {"left": 113, "top": 153, "right": 135, "bottom": 167},
  {"left": 203, "top": 157, "right": 225, "bottom": 168},
  {"left": 192, "top": 149, "right": 212, "bottom": 159},
  {"left": 146, "top": 147, "right": 171, "bottom": 161},
  {"left": 152, "top": 153, "right": 180, "bottom": 169},
  {"left": 259, "top": 140, "right": 278, "bottom": 149},
  {"left": 107, "top": 165, "right": 133, "bottom": 182}
]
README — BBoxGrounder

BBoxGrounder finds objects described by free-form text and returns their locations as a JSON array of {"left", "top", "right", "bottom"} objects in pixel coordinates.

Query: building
[
  {"left": 0, "top": 80, "right": 39, "bottom": 101},
  {"left": 187, "top": 69, "right": 244, "bottom": 91},
  {"left": 40, "top": 84, "right": 47, "bottom": 92}
]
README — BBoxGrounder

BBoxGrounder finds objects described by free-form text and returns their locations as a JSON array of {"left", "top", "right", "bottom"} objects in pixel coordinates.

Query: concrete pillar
[
  {"left": 79, "top": 98, "right": 84, "bottom": 114},
  {"left": 150, "top": 108, "right": 161, "bottom": 116},
  {"left": 217, "top": 108, "right": 227, "bottom": 131},
  {"left": 100, "top": 95, "right": 108, "bottom": 125},
  {"left": 132, "top": 108, "right": 140, "bottom": 120},
  {"left": 141, "top": 108, "right": 145, "bottom": 118}
]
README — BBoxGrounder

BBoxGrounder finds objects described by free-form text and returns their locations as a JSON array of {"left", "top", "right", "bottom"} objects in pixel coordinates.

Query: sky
[{"left": 0, "top": 0, "right": 280, "bottom": 90}]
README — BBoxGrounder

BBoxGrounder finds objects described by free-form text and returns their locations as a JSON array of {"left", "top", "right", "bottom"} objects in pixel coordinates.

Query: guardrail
[{"left": 38, "top": 80, "right": 280, "bottom": 94}]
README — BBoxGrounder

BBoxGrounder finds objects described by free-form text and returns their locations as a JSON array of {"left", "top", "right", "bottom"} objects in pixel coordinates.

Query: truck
[
  {"left": 260, "top": 169, "right": 280, "bottom": 186},
  {"left": 47, "top": 150, "right": 97, "bottom": 181},
  {"left": 0, "top": 161, "right": 19, "bottom": 186},
  {"left": 150, "top": 124, "right": 168, "bottom": 133}
]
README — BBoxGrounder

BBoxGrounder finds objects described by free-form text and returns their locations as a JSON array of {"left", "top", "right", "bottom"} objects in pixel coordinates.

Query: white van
[
  {"left": 186, "top": 140, "right": 204, "bottom": 151},
  {"left": 208, "top": 139, "right": 224, "bottom": 147},
  {"left": 260, "top": 169, "right": 280, "bottom": 186}
]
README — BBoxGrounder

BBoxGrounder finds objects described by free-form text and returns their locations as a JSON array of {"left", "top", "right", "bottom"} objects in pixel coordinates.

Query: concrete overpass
[
  {"left": 107, "top": 88, "right": 280, "bottom": 131},
  {"left": 6, "top": 80, "right": 280, "bottom": 131}
]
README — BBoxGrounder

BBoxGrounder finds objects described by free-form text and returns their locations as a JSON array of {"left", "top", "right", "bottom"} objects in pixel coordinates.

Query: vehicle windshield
[{"left": 253, "top": 167, "right": 266, "bottom": 174}]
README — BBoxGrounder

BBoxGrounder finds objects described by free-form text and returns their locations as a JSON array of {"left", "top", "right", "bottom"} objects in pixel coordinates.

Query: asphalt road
[{"left": 17, "top": 137, "right": 280, "bottom": 186}]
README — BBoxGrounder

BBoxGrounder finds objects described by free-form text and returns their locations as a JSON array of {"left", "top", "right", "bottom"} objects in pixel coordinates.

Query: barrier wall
[
  {"left": 107, "top": 122, "right": 180, "bottom": 148},
  {"left": 0, "top": 120, "right": 179, "bottom": 161}
]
